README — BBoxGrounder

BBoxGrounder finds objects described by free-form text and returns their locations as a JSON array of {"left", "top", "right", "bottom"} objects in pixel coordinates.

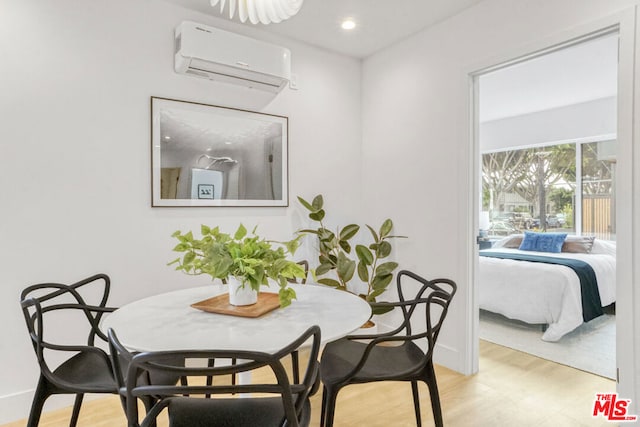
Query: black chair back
[
  {"left": 109, "top": 325, "right": 321, "bottom": 427},
  {"left": 393, "top": 270, "right": 456, "bottom": 362},
  {"left": 20, "top": 274, "right": 117, "bottom": 427},
  {"left": 319, "top": 270, "right": 457, "bottom": 427}
]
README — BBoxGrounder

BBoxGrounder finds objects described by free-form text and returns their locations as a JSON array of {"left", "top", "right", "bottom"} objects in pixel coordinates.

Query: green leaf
[
  {"left": 318, "top": 228, "right": 335, "bottom": 242},
  {"left": 201, "top": 224, "right": 211, "bottom": 235},
  {"left": 297, "top": 196, "right": 314, "bottom": 212},
  {"left": 376, "top": 261, "right": 398, "bottom": 276},
  {"left": 336, "top": 252, "right": 356, "bottom": 283},
  {"left": 376, "top": 241, "right": 392, "bottom": 258},
  {"left": 366, "top": 224, "right": 380, "bottom": 243},
  {"left": 171, "top": 230, "right": 181, "bottom": 237},
  {"left": 355, "top": 245, "right": 374, "bottom": 265},
  {"left": 372, "top": 273, "right": 393, "bottom": 290},
  {"left": 297, "top": 228, "right": 319, "bottom": 235},
  {"left": 368, "top": 289, "right": 386, "bottom": 300},
  {"left": 379, "top": 219, "right": 393, "bottom": 238},
  {"left": 338, "top": 239, "right": 351, "bottom": 253},
  {"left": 183, "top": 251, "right": 196, "bottom": 264},
  {"left": 357, "top": 261, "right": 369, "bottom": 282},
  {"left": 234, "top": 223, "right": 247, "bottom": 240},
  {"left": 184, "top": 231, "right": 194, "bottom": 242},
  {"left": 372, "top": 304, "right": 394, "bottom": 315},
  {"left": 284, "top": 236, "right": 302, "bottom": 255},
  {"left": 309, "top": 209, "right": 325, "bottom": 221},
  {"left": 278, "top": 287, "right": 297, "bottom": 308},
  {"left": 319, "top": 254, "right": 336, "bottom": 266},
  {"left": 317, "top": 278, "right": 341, "bottom": 288},
  {"left": 172, "top": 243, "right": 190, "bottom": 252},
  {"left": 312, "top": 194, "right": 324, "bottom": 210},
  {"left": 339, "top": 224, "right": 360, "bottom": 240},
  {"left": 315, "top": 262, "right": 334, "bottom": 276}
]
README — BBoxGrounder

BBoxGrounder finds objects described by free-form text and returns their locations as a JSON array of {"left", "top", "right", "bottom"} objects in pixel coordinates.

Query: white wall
[
  {"left": 0, "top": 0, "right": 362, "bottom": 422},
  {"left": 362, "top": 0, "right": 638, "bottom": 379}
]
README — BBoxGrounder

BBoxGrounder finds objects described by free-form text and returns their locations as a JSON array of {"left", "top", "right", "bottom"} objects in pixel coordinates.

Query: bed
[{"left": 479, "top": 233, "right": 616, "bottom": 342}]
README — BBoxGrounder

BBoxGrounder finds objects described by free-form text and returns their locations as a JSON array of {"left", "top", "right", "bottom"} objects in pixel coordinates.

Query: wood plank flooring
[{"left": 3, "top": 341, "right": 614, "bottom": 427}]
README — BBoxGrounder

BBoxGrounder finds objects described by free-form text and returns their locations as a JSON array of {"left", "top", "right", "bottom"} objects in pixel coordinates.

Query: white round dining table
[{"left": 101, "top": 283, "right": 371, "bottom": 353}]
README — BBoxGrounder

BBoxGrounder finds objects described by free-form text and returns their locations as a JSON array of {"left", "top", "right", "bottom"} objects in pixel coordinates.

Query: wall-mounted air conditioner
[{"left": 174, "top": 21, "right": 291, "bottom": 93}]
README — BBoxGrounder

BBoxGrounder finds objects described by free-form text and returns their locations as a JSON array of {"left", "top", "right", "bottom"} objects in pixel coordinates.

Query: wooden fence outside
[{"left": 582, "top": 195, "right": 614, "bottom": 241}]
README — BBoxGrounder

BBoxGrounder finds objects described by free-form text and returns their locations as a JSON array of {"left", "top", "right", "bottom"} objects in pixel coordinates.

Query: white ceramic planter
[{"left": 227, "top": 277, "right": 258, "bottom": 306}]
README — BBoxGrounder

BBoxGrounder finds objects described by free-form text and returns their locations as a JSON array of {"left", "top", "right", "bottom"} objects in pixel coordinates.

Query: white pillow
[{"left": 591, "top": 239, "right": 616, "bottom": 256}]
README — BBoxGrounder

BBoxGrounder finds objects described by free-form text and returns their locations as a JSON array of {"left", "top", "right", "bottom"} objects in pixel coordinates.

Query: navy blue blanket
[{"left": 480, "top": 251, "right": 603, "bottom": 322}]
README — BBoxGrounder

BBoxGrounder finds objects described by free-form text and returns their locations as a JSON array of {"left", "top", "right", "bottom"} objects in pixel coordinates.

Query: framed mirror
[{"left": 151, "top": 97, "right": 288, "bottom": 207}]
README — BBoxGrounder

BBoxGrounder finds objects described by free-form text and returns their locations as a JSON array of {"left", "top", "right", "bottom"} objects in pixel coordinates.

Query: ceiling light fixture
[
  {"left": 210, "top": 0, "right": 304, "bottom": 25},
  {"left": 341, "top": 19, "right": 356, "bottom": 30}
]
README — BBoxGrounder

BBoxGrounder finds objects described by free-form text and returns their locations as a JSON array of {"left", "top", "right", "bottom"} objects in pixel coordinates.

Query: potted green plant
[
  {"left": 168, "top": 224, "right": 306, "bottom": 307},
  {"left": 297, "top": 194, "right": 406, "bottom": 316}
]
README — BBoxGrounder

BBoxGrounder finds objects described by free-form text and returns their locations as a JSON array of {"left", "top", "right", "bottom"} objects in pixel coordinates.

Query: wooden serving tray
[{"left": 191, "top": 292, "right": 280, "bottom": 318}]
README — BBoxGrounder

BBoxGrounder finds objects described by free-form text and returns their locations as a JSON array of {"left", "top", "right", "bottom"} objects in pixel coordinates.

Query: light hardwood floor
[{"left": 4, "top": 341, "right": 614, "bottom": 427}]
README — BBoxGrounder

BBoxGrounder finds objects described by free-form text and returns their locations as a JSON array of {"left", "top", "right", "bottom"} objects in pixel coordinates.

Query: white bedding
[{"left": 479, "top": 240, "right": 616, "bottom": 342}]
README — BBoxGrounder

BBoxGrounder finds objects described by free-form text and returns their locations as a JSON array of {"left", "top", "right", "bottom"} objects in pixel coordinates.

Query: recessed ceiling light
[
  {"left": 164, "top": 135, "right": 171, "bottom": 140},
  {"left": 341, "top": 19, "right": 356, "bottom": 30}
]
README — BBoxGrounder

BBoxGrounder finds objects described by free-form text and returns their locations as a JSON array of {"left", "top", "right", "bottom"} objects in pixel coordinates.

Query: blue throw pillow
[{"left": 519, "top": 231, "right": 567, "bottom": 253}]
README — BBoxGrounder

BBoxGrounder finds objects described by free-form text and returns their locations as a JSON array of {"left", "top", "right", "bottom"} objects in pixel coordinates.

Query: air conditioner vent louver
[
  {"left": 174, "top": 21, "right": 291, "bottom": 93},
  {"left": 185, "top": 69, "right": 209, "bottom": 79}
]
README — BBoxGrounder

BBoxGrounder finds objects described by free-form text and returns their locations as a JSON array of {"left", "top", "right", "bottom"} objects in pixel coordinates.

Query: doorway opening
[{"left": 474, "top": 31, "right": 618, "bottom": 379}]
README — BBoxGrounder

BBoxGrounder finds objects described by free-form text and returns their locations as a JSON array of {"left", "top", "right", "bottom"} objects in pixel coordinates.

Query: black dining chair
[
  {"left": 108, "top": 324, "right": 322, "bottom": 427},
  {"left": 319, "top": 270, "right": 457, "bottom": 427},
  {"left": 19, "top": 274, "right": 119, "bottom": 427}
]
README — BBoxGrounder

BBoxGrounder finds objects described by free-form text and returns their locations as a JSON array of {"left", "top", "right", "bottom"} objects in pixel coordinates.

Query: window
[{"left": 482, "top": 139, "right": 616, "bottom": 241}]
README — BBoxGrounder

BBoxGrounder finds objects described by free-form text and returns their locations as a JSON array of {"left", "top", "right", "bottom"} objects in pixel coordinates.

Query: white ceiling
[
  {"left": 164, "top": 0, "right": 486, "bottom": 58},
  {"left": 479, "top": 33, "right": 619, "bottom": 122}
]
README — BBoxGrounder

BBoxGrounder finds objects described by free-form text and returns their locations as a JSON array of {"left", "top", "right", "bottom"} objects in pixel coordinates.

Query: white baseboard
[
  {"left": 0, "top": 389, "right": 75, "bottom": 425},
  {"left": 0, "top": 389, "right": 34, "bottom": 425},
  {"left": 433, "top": 341, "right": 461, "bottom": 372}
]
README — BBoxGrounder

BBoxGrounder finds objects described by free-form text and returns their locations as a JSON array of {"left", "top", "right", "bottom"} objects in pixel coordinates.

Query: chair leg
[
  {"left": 69, "top": 393, "right": 84, "bottom": 427},
  {"left": 411, "top": 380, "right": 422, "bottom": 427},
  {"left": 230, "top": 357, "right": 237, "bottom": 395},
  {"left": 26, "top": 376, "right": 51, "bottom": 427},
  {"left": 320, "top": 385, "right": 327, "bottom": 427},
  {"left": 180, "top": 376, "right": 189, "bottom": 397},
  {"left": 141, "top": 397, "right": 158, "bottom": 427},
  {"left": 291, "top": 350, "right": 300, "bottom": 384},
  {"left": 322, "top": 386, "right": 340, "bottom": 427},
  {"left": 206, "top": 358, "right": 215, "bottom": 398},
  {"left": 424, "top": 362, "right": 443, "bottom": 427}
]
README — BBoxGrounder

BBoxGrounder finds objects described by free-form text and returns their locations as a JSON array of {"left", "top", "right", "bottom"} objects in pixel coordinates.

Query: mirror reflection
[{"left": 151, "top": 97, "right": 288, "bottom": 207}]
